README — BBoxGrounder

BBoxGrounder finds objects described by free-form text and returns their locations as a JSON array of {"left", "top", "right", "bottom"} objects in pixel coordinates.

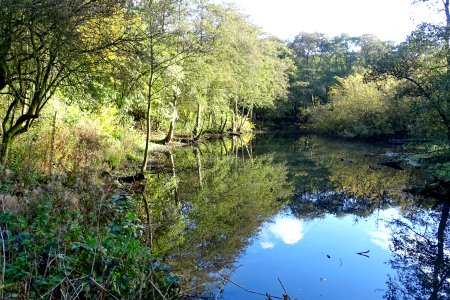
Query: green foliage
[
  {"left": 6, "top": 100, "right": 142, "bottom": 177},
  {"left": 366, "top": 1, "right": 450, "bottom": 144},
  {"left": 175, "top": 5, "right": 293, "bottom": 135},
  {"left": 0, "top": 189, "right": 178, "bottom": 299},
  {"left": 306, "top": 73, "right": 411, "bottom": 138},
  {"left": 0, "top": 0, "right": 134, "bottom": 162},
  {"left": 277, "top": 33, "right": 394, "bottom": 123}
]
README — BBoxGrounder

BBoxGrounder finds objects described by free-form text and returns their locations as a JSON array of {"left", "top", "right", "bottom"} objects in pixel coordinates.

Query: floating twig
[
  {"left": 218, "top": 272, "right": 283, "bottom": 299},
  {"left": 277, "top": 278, "right": 290, "bottom": 300},
  {"left": 356, "top": 249, "right": 370, "bottom": 258}
]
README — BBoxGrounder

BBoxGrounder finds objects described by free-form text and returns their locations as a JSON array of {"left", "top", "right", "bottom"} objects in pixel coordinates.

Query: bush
[
  {"left": 306, "top": 74, "right": 411, "bottom": 138},
  {"left": 7, "top": 101, "right": 143, "bottom": 177},
  {"left": 0, "top": 177, "right": 180, "bottom": 299}
]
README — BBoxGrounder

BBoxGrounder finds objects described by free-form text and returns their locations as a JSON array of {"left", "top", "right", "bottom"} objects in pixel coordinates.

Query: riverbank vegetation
[{"left": 1, "top": 0, "right": 450, "bottom": 298}]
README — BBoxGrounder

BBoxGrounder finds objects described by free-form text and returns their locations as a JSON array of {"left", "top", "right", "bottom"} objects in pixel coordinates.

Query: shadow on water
[{"left": 142, "top": 132, "right": 449, "bottom": 299}]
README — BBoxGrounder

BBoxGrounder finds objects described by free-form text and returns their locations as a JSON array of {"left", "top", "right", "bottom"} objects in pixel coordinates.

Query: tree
[
  {"left": 0, "top": 0, "right": 132, "bottom": 163},
  {"left": 367, "top": 0, "right": 450, "bottom": 144},
  {"left": 285, "top": 33, "right": 389, "bottom": 123},
  {"left": 138, "top": 0, "right": 210, "bottom": 172},
  {"left": 307, "top": 72, "right": 408, "bottom": 137},
  {"left": 167, "top": 5, "right": 292, "bottom": 137}
]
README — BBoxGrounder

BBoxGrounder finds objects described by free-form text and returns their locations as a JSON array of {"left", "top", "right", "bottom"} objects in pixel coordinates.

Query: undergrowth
[{"left": 0, "top": 166, "right": 180, "bottom": 299}]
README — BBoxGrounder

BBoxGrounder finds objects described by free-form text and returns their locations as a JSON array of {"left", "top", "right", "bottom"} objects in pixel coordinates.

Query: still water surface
[{"left": 146, "top": 132, "right": 449, "bottom": 299}]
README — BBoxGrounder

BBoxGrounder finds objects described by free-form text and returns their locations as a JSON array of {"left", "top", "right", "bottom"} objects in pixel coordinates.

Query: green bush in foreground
[{"left": 0, "top": 189, "right": 179, "bottom": 299}]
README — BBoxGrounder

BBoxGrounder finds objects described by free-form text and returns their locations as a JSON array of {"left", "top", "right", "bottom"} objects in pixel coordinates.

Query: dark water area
[{"left": 145, "top": 132, "right": 450, "bottom": 299}]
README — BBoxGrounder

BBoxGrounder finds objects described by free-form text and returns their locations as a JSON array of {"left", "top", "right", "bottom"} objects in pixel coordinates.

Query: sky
[{"left": 212, "top": 0, "right": 443, "bottom": 43}]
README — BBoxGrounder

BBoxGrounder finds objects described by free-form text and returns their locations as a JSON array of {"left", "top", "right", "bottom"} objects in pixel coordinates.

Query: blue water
[
  {"left": 221, "top": 210, "right": 396, "bottom": 299},
  {"left": 160, "top": 133, "right": 436, "bottom": 299}
]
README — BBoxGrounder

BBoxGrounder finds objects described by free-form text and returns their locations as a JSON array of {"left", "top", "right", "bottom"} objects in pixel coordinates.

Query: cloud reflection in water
[{"left": 260, "top": 216, "right": 305, "bottom": 249}]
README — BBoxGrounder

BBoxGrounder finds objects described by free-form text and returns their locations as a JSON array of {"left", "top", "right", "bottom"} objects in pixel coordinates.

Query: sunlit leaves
[{"left": 307, "top": 73, "right": 406, "bottom": 137}]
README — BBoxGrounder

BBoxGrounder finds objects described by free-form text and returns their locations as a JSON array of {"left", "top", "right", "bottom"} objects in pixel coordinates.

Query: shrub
[
  {"left": 6, "top": 101, "right": 143, "bottom": 178},
  {"left": 306, "top": 74, "right": 411, "bottom": 138},
  {"left": 0, "top": 177, "right": 180, "bottom": 299}
]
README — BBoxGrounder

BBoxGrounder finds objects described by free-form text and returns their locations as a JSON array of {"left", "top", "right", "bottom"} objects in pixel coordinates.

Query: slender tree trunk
[
  {"left": 193, "top": 103, "right": 201, "bottom": 140},
  {"left": 240, "top": 137, "right": 245, "bottom": 160},
  {"left": 220, "top": 115, "right": 228, "bottom": 133},
  {"left": 164, "top": 96, "right": 178, "bottom": 144},
  {"left": 141, "top": 0, "right": 155, "bottom": 173},
  {"left": 231, "top": 111, "right": 235, "bottom": 133},
  {"left": 237, "top": 110, "right": 244, "bottom": 133},
  {"left": 141, "top": 76, "right": 154, "bottom": 173}
]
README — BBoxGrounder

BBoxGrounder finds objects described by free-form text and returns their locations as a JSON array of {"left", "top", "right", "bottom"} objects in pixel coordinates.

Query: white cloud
[
  {"left": 259, "top": 216, "right": 305, "bottom": 249},
  {"left": 369, "top": 226, "right": 392, "bottom": 250},
  {"left": 269, "top": 217, "right": 304, "bottom": 244},
  {"left": 260, "top": 241, "right": 275, "bottom": 249}
]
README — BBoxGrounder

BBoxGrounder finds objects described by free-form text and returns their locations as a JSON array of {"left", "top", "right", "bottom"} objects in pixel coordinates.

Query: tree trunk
[
  {"left": 220, "top": 115, "right": 228, "bottom": 133},
  {"left": 141, "top": 78, "right": 153, "bottom": 173},
  {"left": 193, "top": 103, "right": 201, "bottom": 140},
  {"left": 235, "top": 99, "right": 239, "bottom": 133},
  {"left": 164, "top": 119, "right": 175, "bottom": 144},
  {"left": 232, "top": 110, "right": 236, "bottom": 133},
  {"left": 164, "top": 96, "right": 178, "bottom": 144},
  {"left": 0, "top": 133, "right": 11, "bottom": 164},
  {"left": 238, "top": 107, "right": 252, "bottom": 133}
]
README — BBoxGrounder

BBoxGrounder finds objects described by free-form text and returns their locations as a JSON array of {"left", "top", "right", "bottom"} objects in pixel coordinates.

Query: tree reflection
[
  {"left": 141, "top": 133, "right": 444, "bottom": 298},
  {"left": 290, "top": 191, "right": 392, "bottom": 220},
  {"left": 144, "top": 139, "right": 293, "bottom": 296},
  {"left": 285, "top": 136, "right": 418, "bottom": 220},
  {"left": 384, "top": 201, "right": 450, "bottom": 300}
]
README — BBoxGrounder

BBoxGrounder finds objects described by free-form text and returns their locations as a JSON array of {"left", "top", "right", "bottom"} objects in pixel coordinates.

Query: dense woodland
[{"left": 0, "top": 0, "right": 450, "bottom": 299}]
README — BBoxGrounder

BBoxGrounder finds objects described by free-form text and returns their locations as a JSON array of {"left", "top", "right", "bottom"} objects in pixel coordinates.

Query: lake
[{"left": 144, "top": 132, "right": 449, "bottom": 299}]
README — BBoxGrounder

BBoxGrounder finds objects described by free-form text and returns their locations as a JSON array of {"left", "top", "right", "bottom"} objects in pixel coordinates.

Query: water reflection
[
  {"left": 141, "top": 133, "right": 447, "bottom": 299},
  {"left": 369, "top": 224, "right": 393, "bottom": 251},
  {"left": 143, "top": 138, "right": 293, "bottom": 297},
  {"left": 259, "top": 216, "right": 305, "bottom": 249},
  {"left": 385, "top": 201, "right": 450, "bottom": 300}
]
